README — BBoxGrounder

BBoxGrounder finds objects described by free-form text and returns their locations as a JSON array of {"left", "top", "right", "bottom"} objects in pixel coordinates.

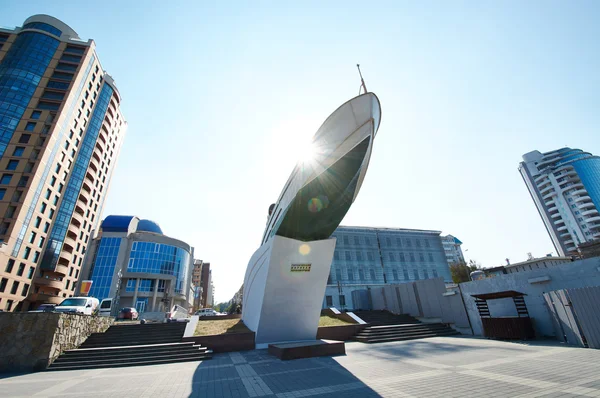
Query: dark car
[
  {"left": 28, "top": 304, "right": 56, "bottom": 313},
  {"left": 118, "top": 307, "right": 139, "bottom": 320}
]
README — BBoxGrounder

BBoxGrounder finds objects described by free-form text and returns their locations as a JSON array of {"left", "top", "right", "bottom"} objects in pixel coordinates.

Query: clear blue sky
[{"left": 3, "top": 1, "right": 600, "bottom": 302}]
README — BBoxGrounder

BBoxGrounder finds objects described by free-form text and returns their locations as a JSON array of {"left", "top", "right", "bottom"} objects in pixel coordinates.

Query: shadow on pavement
[{"left": 188, "top": 348, "right": 380, "bottom": 398}]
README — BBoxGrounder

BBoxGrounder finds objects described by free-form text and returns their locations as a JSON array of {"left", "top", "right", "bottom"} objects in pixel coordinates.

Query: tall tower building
[
  {"left": 520, "top": 148, "right": 600, "bottom": 256},
  {"left": 0, "top": 15, "right": 126, "bottom": 311}
]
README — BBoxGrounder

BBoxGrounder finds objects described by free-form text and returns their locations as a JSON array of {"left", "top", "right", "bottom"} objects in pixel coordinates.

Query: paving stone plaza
[{"left": 2, "top": 336, "right": 600, "bottom": 398}]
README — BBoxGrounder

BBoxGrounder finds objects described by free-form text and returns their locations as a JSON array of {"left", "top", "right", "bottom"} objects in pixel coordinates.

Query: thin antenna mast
[{"left": 357, "top": 64, "right": 368, "bottom": 95}]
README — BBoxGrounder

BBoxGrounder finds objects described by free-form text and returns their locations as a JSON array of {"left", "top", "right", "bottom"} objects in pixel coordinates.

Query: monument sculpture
[{"left": 243, "top": 71, "right": 382, "bottom": 348}]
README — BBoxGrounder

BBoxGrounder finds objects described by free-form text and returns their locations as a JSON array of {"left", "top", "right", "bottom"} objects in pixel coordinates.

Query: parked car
[
  {"left": 54, "top": 297, "right": 99, "bottom": 315},
  {"left": 28, "top": 304, "right": 56, "bottom": 313},
  {"left": 98, "top": 298, "right": 113, "bottom": 317},
  {"left": 118, "top": 307, "right": 139, "bottom": 320},
  {"left": 195, "top": 308, "right": 225, "bottom": 317}
]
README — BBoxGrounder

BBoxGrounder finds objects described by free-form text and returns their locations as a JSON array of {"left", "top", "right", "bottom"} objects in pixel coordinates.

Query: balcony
[
  {"left": 70, "top": 216, "right": 81, "bottom": 228},
  {"left": 575, "top": 195, "right": 591, "bottom": 203},
  {"left": 578, "top": 201, "right": 595, "bottom": 210},
  {"left": 63, "top": 235, "right": 76, "bottom": 251},
  {"left": 71, "top": 211, "right": 83, "bottom": 225},
  {"left": 95, "top": 142, "right": 104, "bottom": 154},
  {"left": 582, "top": 209, "right": 599, "bottom": 217},
  {"left": 29, "top": 293, "right": 63, "bottom": 305},
  {"left": 542, "top": 190, "right": 556, "bottom": 201},
  {"left": 585, "top": 216, "right": 600, "bottom": 223},
  {"left": 557, "top": 225, "right": 568, "bottom": 232},
  {"left": 550, "top": 212, "right": 561, "bottom": 219},
  {"left": 572, "top": 188, "right": 588, "bottom": 196},
  {"left": 55, "top": 263, "right": 69, "bottom": 276},
  {"left": 81, "top": 180, "right": 92, "bottom": 194},
  {"left": 78, "top": 193, "right": 88, "bottom": 205},
  {"left": 559, "top": 232, "right": 571, "bottom": 238},
  {"left": 34, "top": 276, "right": 64, "bottom": 290}
]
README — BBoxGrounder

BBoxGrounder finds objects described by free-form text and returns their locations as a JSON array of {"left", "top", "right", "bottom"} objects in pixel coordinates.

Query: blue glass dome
[
  {"left": 101, "top": 215, "right": 135, "bottom": 232},
  {"left": 137, "top": 219, "right": 163, "bottom": 235}
]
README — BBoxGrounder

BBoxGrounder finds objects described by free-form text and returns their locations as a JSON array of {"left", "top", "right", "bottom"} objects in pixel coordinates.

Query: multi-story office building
[
  {"left": 520, "top": 148, "right": 600, "bottom": 256},
  {"left": 79, "top": 215, "right": 194, "bottom": 314},
  {"left": 0, "top": 15, "right": 126, "bottom": 311},
  {"left": 193, "top": 260, "right": 211, "bottom": 308},
  {"left": 441, "top": 234, "right": 464, "bottom": 265},
  {"left": 324, "top": 226, "right": 452, "bottom": 310}
]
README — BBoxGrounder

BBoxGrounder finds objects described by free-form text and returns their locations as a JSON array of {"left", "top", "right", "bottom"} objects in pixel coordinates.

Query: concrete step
[
  {"left": 53, "top": 348, "right": 210, "bottom": 365},
  {"left": 85, "top": 333, "right": 184, "bottom": 341},
  {"left": 47, "top": 352, "right": 212, "bottom": 371},
  {"left": 356, "top": 325, "right": 452, "bottom": 337},
  {"left": 354, "top": 330, "right": 460, "bottom": 343},
  {"left": 60, "top": 345, "right": 206, "bottom": 360},
  {"left": 80, "top": 338, "right": 184, "bottom": 348}
]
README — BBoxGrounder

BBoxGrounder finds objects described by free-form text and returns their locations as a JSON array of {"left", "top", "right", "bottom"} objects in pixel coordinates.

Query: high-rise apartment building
[
  {"left": 520, "top": 148, "right": 600, "bottom": 256},
  {"left": 0, "top": 15, "right": 126, "bottom": 311},
  {"left": 324, "top": 226, "right": 452, "bottom": 310},
  {"left": 441, "top": 234, "right": 464, "bottom": 265}
]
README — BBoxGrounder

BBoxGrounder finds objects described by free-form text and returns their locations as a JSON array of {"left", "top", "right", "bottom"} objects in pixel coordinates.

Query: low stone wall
[
  {"left": 316, "top": 324, "right": 366, "bottom": 341},
  {"left": 182, "top": 332, "right": 255, "bottom": 353},
  {"left": 197, "top": 314, "right": 242, "bottom": 321},
  {"left": 0, "top": 313, "right": 113, "bottom": 372}
]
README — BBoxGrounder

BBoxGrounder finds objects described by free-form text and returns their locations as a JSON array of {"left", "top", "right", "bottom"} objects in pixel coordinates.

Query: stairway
[
  {"left": 352, "top": 310, "right": 459, "bottom": 343},
  {"left": 47, "top": 322, "right": 212, "bottom": 371}
]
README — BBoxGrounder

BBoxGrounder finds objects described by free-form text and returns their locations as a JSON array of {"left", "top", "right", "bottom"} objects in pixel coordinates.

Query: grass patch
[
  {"left": 194, "top": 319, "right": 251, "bottom": 336},
  {"left": 319, "top": 315, "right": 354, "bottom": 327}
]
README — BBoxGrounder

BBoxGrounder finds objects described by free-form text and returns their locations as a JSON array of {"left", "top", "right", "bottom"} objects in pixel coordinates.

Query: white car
[
  {"left": 195, "top": 308, "right": 224, "bottom": 317},
  {"left": 54, "top": 297, "right": 99, "bottom": 315}
]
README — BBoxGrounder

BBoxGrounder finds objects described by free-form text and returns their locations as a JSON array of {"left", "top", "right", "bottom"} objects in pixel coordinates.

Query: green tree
[{"left": 449, "top": 260, "right": 482, "bottom": 283}]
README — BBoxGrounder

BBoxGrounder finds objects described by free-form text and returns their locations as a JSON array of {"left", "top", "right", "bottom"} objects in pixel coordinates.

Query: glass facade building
[
  {"left": 80, "top": 215, "right": 194, "bottom": 314},
  {"left": 520, "top": 148, "right": 600, "bottom": 256},
  {"left": 324, "top": 226, "right": 452, "bottom": 310},
  {"left": 0, "top": 15, "right": 127, "bottom": 312}
]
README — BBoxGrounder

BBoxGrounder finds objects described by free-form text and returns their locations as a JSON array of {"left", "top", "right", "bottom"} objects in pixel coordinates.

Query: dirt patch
[{"left": 194, "top": 319, "right": 251, "bottom": 336}]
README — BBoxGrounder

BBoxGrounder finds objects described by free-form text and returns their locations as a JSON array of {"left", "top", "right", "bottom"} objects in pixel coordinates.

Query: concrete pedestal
[{"left": 242, "top": 235, "right": 336, "bottom": 347}]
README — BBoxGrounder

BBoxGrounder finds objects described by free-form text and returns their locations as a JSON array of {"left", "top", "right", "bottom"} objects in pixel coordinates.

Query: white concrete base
[{"left": 242, "top": 235, "right": 336, "bottom": 346}]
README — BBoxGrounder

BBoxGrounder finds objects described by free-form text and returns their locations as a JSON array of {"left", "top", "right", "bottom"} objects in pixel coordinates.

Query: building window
[
  {"left": 21, "top": 283, "right": 29, "bottom": 297},
  {"left": 419, "top": 253, "right": 425, "bottom": 262},
  {"left": 0, "top": 188, "right": 5, "bottom": 200},
  {"left": 23, "top": 247, "right": 31, "bottom": 260},
  {"left": 416, "top": 240, "right": 421, "bottom": 248},
  {"left": 38, "top": 237, "right": 45, "bottom": 248},
  {"left": 10, "top": 281, "right": 19, "bottom": 295},
  {"left": 396, "top": 238, "right": 402, "bottom": 247},
  {"left": 359, "top": 269, "right": 365, "bottom": 280},
  {"left": 389, "top": 252, "right": 395, "bottom": 261},
  {"left": 334, "top": 251, "right": 339, "bottom": 261},
  {"left": 28, "top": 232, "right": 36, "bottom": 244},
  {"left": 428, "top": 253, "right": 434, "bottom": 262},
  {"left": 125, "top": 279, "right": 136, "bottom": 292},
  {"left": 326, "top": 296, "right": 333, "bottom": 307},
  {"left": 44, "top": 222, "right": 50, "bottom": 233},
  {"left": 354, "top": 236, "right": 360, "bottom": 245},
  {"left": 157, "top": 280, "right": 166, "bottom": 293},
  {"left": 5, "top": 259, "right": 15, "bottom": 273},
  {"left": 1, "top": 174, "right": 12, "bottom": 184},
  {"left": 345, "top": 252, "right": 351, "bottom": 261},
  {"left": 18, "top": 176, "right": 28, "bottom": 187},
  {"left": 385, "top": 237, "right": 392, "bottom": 246},
  {"left": 19, "top": 134, "right": 31, "bottom": 144},
  {"left": 393, "top": 269, "right": 399, "bottom": 280},
  {"left": 343, "top": 236, "right": 349, "bottom": 245},
  {"left": 25, "top": 122, "right": 36, "bottom": 131},
  {"left": 367, "top": 252, "right": 374, "bottom": 261},
  {"left": 348, "top": 268, "right": 354, "bottom": 281},
  {"left": 335, "top": 269, "right": 342, "bottom": 281},
  {"left": 40, "top": 202, "right": 47, "bottom": 214},
  {"left": 413, "top": 269, "right": 419, "bottom": 280},
  {"left": 369, "top": 269, "right": 376, "bottom": 280},
  {"left": 0, "top": 278, "right": 7, "bottom": 292},
  {"left": 27, "top": 267, "right": 35, "bottom": 279},
  {"left": 5, "top": 300, "right": 13, "bottom": 311},
  {"left": 399, "top": 253, "right": 405, "bottom": 262},
  {"left": 425, "top": 240, "right": 430, "bottom": 248},
  {"left": 13, "top": 147, "right": 25, "bottom": 156},
  {"left": 356, "top": 251, "right": 362, "bottom": 261},
  {"left": 49, "top": 209, "right": 55, "bottom": 219},
  {"left": 406, "top": 239, "right": 412, "bottom": 247},
  {"left": 31, "top": 111, "right": 41, "bottom": 120},
  {"left": 6, "top": 160, "right": 18, "bottom": 171}
]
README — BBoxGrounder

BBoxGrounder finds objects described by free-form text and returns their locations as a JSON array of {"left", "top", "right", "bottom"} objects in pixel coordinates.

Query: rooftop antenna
[{"left": 357, "top": 64, "right": 368, "bottom": 95}]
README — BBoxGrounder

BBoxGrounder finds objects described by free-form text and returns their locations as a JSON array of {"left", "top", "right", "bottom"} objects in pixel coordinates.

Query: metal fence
[{"left": 544, "top": 286, "right": 600, "bottom": 349}]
